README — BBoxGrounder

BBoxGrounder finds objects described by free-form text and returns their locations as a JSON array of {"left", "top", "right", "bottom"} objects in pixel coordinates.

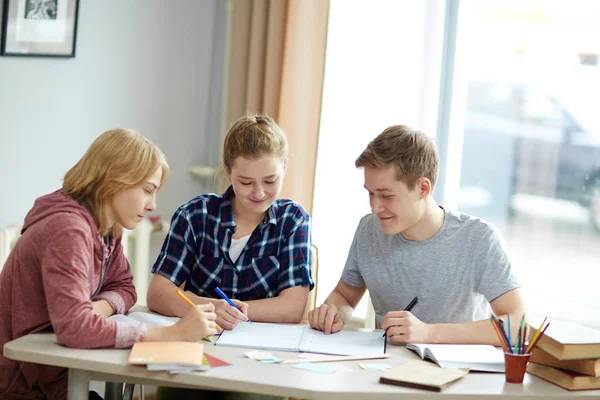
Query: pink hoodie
[{"left": 0, "top": 191, "right": 147, "bottom": 399}]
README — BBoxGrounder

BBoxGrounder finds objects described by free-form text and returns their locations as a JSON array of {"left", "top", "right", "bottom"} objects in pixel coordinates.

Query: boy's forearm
[
  {"left": 428, "top": 319, "right": 504, "bottom": 345},
  {"left": 324, "top": 290, "right": 354, "bottom": 325},
  {"left": 147, "top": 284, "right": 212, "bottom": 317}
]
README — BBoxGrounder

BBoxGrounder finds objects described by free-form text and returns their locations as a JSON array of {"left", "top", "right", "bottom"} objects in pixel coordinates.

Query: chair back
[
  {"left": 365, "top": 294, "right": 377, "bottom": 329},
  {"left": 301, "top": 244, "right": 319, "bottom": 322}
]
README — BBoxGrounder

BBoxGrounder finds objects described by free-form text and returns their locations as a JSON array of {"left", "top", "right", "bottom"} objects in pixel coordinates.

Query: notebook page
[
  {"left": 405, "top": 343, "right": 427, "bottom": 358},
  {"left": 216, "top": 322, "right": 306, "bottom": 352},
  {"left": 298, "top": 329, "right": 385, "bottom": 356},
  {"left": 126, "top": 311, "right": 180, "bottom": 327},
  {"left": 420, "top": 344, "right": 504, "bottom": 372},
  {"left": 108, "top": 314, "right": 140, "bottom": 324}
]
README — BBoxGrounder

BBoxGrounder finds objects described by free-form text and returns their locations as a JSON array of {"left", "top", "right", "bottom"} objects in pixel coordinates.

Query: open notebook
[
  {"left": 216, "top": 322, "right": 385, "bottom": 356},
  {"left": 406, "top": 344, "right": 505, "bottom": 372},
  {"left": 109, "top": 311, "right": 180, "bottom": 327},
  {"left": 109, "top": 311, "right": 215, "bottom": 343}
]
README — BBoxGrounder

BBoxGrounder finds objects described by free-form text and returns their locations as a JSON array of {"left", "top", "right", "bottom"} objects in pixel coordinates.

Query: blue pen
[
  {"left": 215, "top": 287, "right": 250, "bottom": 322},
  {"left": 507, "top": 313, "right": 512, "bottom": 354}
]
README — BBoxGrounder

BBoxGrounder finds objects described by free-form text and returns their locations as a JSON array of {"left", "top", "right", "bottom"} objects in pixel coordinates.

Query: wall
[{"left": 0, "top": 0, "right": 225, "bottom": 227}]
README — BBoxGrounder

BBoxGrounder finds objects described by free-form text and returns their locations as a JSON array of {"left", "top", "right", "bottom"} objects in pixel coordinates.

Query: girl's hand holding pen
[
  {"left": 173, "top": 303, "right": 219, "bottom": 341},
  {"left": 214, "top": 299, "right": 249, "bottom": 330},
  {"left": 213, "top": 286, "right": 250, "bottom": 329}
]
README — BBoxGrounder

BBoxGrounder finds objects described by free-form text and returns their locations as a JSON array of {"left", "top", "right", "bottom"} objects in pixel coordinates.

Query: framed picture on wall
[{"left": 1, "top": 0, "right": 79, "bottom": 57}]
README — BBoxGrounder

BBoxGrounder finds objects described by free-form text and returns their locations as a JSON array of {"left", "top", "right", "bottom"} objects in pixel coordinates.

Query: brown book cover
[
  {"left": 379, "top": 360, "right": 469, "bottom": 392},
  {"left": 527, "top": 362, "right": 600, "bottom": 391},
  {"left": 128, "top": 342, "right": 205, "bottom": 367},
  {"left": 530, "top": 347, "right": 600, "bottom": 377},
  {"left": 529, "top": 320, "right": 600, "bottom": 360}
]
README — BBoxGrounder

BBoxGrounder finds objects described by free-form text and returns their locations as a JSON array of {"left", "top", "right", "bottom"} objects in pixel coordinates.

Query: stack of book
[{"left": 526, "top": 320, "right": 600, "bottom": 391}]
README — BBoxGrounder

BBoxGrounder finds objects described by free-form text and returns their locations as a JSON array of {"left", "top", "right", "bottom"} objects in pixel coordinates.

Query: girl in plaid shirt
[{"left": 148, "top": 115, "right": 314, "bottom": 333}]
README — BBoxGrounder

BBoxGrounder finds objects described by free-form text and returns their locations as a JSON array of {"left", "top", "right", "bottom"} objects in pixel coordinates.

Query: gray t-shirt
[{"left": 342, "top": 206, "right": 519, "bottom": 326}]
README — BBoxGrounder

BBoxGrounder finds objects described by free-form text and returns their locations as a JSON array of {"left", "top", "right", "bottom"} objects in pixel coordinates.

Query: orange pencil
[
  {"left": 490, "top": 318, "right": 509, "bottom": 352},
  {"left": 176, "top": 289, "right": 222, "bottom": 331}
]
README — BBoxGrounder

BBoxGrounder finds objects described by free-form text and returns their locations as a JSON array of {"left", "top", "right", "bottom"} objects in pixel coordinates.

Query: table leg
[
  {"left": 122, "top": 383, "right": 135, "bottom": 400},
  {"left": 105, "top": 382, "right": 124, "bottom": 400},
  {"left": 67, "top": 369, "right": 89, "bottom": 400}
]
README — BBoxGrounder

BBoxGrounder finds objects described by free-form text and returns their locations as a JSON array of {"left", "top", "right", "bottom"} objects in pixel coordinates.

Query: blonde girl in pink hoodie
[{"left": 0, "top": 129, "right": 217, "bottom": 400}]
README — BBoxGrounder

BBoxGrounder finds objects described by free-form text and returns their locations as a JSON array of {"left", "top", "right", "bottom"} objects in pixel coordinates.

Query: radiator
[
  {"left": 122, "top": 218, "right": 169, "bottom": 305},
  {"left": 1, "top": 220, "right": 167, "bottom": 306},
  {"left": 0, "top": 226, "right": 21, "bottom": 270}
]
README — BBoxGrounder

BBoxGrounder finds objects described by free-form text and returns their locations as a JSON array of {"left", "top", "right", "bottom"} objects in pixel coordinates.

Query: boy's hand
[
  {"left": 382, "top": 311, "right": 432, "bottom": 343},
  {"left": 308, "top": 304, "right": 344, "bottom": 334}
]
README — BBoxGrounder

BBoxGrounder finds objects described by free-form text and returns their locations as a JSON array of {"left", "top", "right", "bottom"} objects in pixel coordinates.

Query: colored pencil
[
  {"left": 497, "top": 318, "right": 511, "bottom": 351},
  {"left": 176, "top": 289, "right": 222, "bottom": 331},
  {"left": 515, "top": 314, "right": 525, "bottom": 354},
  {"left": 507, "top": 313, "right": 512, "bottom": 353},
  {"left": 525, "top": 317, "right": 548, "bottom": 354},
  {"left": 490, "top": 317, "right": 509, "bottom": 352},
  {"left": 526, "top": 321, "right": 551, "bottom": 353}
]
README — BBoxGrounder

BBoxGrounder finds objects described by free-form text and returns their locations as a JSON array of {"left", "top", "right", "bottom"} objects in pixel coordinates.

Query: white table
[{"left": 4, "top": 333, "right": 600, "bottom": 399}]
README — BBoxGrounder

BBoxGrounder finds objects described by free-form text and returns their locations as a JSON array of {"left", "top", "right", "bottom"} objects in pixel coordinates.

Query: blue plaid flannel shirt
[{"left": 152, "top": 186, "right": 314, "bottom": 301}]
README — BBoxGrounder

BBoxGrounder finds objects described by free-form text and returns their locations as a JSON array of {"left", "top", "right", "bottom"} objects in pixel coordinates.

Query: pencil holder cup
[{"left": 504, "top": 352, "right": 531, "bottom": 383}]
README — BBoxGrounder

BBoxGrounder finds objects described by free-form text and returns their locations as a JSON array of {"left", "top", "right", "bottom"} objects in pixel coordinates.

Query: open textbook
[
  {"left": 216, "top": 322, "right": 385, "bottom": 356},
  {"left": 406, "top": 344, "right": 505, "bottom": 372}
]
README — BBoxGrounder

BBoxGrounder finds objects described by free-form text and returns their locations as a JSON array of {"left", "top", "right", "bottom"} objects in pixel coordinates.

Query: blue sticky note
[
  {"left": 292, "top": 363, "right": 336, "bottom": 374},
  {"left": 260, "top": 358, "right": 284, "bottom": 364}
]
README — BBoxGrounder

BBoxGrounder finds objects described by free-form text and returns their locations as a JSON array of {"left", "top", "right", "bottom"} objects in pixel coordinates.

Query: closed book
[
  {"left": 530, "top": 347, "right": 600, "bottom": 377},
  {"left": 527, "top": 362, "right": 600, "bottom": 391},
  {"left": 380, "top": 359, "right": 469, "bottom": 392},
  {"left": 128, "top": 342, "right": 205, "bottom": 367},
  {"left": 529, "top": 320, "right": 600, "bottom": 360},
  {"left": 146, "top": 352, "right": 231, "bottom": 373}
]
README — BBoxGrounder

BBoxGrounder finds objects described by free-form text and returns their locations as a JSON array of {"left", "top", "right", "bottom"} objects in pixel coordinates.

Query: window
[
  {"left": 454, "top": 0, "right": 600, "bottom": 328},
  {"left": 312, "top": 0, "right": 444, "bottom": 320}
]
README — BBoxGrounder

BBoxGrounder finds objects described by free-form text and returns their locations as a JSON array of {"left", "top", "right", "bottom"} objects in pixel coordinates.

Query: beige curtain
[{"left": 225, "top": 0, "right": 329, "bottom": 214}]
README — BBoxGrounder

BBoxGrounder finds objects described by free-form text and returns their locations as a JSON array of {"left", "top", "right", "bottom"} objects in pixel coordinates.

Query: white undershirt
[{"left": 229, "top": 234, "right": 251, "bottom": 263}]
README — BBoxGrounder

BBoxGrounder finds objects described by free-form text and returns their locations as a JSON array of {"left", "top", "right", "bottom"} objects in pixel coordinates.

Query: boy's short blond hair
[{"left": 355, "top": 125, "right": 439, "bottom": 189}]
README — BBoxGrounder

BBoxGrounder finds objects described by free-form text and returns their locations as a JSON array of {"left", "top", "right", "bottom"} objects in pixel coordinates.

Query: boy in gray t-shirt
[{"left": 308, "top": 125, "right": 524, "bottom": 346}]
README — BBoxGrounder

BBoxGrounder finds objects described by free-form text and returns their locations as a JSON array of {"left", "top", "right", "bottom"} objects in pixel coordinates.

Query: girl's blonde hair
[
  {"left": 62, "top": 128, "right": 169, "bottom": 237},
  {"left": 223, "top": 114, "right": 288, "bottom": 172}
]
